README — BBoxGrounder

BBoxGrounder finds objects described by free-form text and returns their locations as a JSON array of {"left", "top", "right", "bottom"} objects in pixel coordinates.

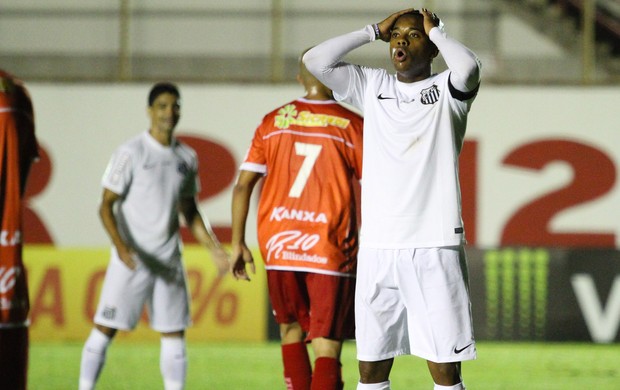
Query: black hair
[{"left": 148, "top": 82, "right": 180, "bottom": 106}]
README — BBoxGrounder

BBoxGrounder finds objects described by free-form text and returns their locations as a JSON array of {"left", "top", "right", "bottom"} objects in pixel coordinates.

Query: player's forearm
[
  {"left": 429, "top": 27, "right": 481, "bottom": 92},
  {"left": 303, "top": 26, "right": 373, "bottom": 94},
  {"left": 187, "top": 214, "right": 222, "bottom": 250},
  {"left": 99, "top": 205, "right": 128, "bottom": 252},
  {"left": 230, "top": 186, "right": 251, "bottom": 248}
]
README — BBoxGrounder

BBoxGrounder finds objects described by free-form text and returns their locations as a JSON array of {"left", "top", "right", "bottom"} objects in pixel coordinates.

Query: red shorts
[{"left": 267, "top": 270, "right": 356, "bottom": 342}]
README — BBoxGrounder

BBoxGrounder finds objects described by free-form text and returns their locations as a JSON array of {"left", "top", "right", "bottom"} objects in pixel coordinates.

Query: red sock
[
  {"left": 311, "top": 357, "right": 343, "bottom": 390},
  {"left": 281, "top": 342, "right": 312, "bottom": 390}
]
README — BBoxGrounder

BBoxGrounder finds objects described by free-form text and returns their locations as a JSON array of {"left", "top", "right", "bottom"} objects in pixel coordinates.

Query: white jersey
[
  {"left": 304, "top": 26, "right": 481, "bottom": 249},
  {"left": 339, "top": 69, "right": 473, "bottom": 248},
  {"left": 101, "top": 131, "right": 199, "bottom": 262}
]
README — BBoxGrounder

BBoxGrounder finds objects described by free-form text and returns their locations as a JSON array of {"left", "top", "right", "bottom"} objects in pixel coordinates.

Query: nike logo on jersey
[
  {"left": 377, "top": 93, "right": 415, "bottom": 103},
  {"left": 454, "top": 342, "right": 473, "bottom": 354}
]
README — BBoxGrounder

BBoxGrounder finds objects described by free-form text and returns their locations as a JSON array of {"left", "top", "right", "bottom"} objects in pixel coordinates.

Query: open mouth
[{"left": 392, "top": 47, "right": 407, "bottom": 62}]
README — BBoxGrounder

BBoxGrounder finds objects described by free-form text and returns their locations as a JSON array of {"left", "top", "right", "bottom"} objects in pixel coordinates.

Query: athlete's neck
[
  {"left": 304, "top": 85, "right": 334, "bottom": 101},
  {"left": 149, "top": 128, "right": 174, "bottom": 146}
]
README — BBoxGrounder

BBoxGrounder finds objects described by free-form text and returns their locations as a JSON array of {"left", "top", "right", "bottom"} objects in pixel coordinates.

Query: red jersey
[
  {"left": 241, "top": 98, "right": 363, "bottom": 276},
  {"left": 0, "top": 70, "right": 38, "bottom": 326}
]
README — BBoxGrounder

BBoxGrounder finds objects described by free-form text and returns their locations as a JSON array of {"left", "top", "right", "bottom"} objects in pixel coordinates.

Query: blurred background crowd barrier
[{"left": 1, "top": 0, "right": 618, "bottom": 84}]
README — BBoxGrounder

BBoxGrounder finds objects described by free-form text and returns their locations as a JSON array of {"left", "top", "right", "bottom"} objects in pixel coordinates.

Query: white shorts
[
  {"left": 355, "top": 246, "right": 476, "bottom": 363},
  {"left": 94, "top": 251, "right": 191, "bottom": 333}
]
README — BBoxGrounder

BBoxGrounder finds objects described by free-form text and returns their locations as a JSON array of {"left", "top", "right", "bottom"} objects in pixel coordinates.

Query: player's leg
[
  {"left": 80, "top": 252, "right": 152, "bottom": 390},
  {"left": 159, "top": 331, "right": 187, "bottom": 390},
  {"left": 281, "top": 321, "right": 312, "bottom": 390},
  {"left": 0, "top": 326, "right": 29, "bottom": 390},
  {"left": 268, "top": 270, "right": 312, "bottom": 389},
  {"left": 398, "top": 246, "right": 475, "bottom": 389},
  {"left": 309, "top": 337, "right": 343, "bottom": 390},
  {"left": 355, "top": 248, "right": 408, "bottom": 389},
  {"left": 358, "top": 359, "right": 394, "bottom": 389},
  {"left": 306, "top": 273, "right": 355, "bottom": 390},
  {"left": 150, "top": 264, "right": 190, "bottom": 390},
  {"left": 427, "top": 361, "right": 464, "bottom": 389},
  {"left": 79, "top": 325, "right": 117, "bottom": 390}
]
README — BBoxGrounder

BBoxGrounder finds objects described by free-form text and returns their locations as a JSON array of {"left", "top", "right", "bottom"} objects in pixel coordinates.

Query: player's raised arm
[
  {"left": 421, "top": 8, "right": 481, "bottom": 93},
  {"left": 302, "top": 26, "right": 374, "bottom": 97}
]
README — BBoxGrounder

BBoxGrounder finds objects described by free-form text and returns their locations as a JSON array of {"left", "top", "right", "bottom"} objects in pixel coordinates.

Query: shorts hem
[
  {"left": 357, "top": 349, "right": 408, "bottom": 362},
  {"left": 151, "top": 325, "right": 189, "bottom": 333},
  {"left": 93, "top": 319, "right": 135, "bottom": 332},
  {"left": 410, "top": 348, "right": 477, "bottom": 363}
]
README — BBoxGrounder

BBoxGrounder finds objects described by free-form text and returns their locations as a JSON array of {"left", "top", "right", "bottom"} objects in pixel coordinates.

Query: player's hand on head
[
  {"left": 231, "top": 244, "right": 255, "bottom": 282},
  {"left": 375, "top": 8, "right": 415, "bottom": 42},
  {"left": 421, "top": 8, "right": 441, "bottom": 35}
]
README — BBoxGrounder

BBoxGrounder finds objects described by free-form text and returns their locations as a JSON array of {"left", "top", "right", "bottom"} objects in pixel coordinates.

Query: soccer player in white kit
[
  {"left": 78, "top": 82, "right": 230, "bottom": 390},
  {"left": 304, "top": 8, "right": 481, "bottom": 390}
]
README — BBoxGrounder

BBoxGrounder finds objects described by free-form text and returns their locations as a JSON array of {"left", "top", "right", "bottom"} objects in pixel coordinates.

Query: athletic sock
[
  {"left": 160, "top": 336, "right": 187, "bottom": 390},
  {"left": 311, "top": 357, "right": 343, "bottom": 390},
  {"left": 356, "top": 380, "right": 391, "bottom": 389},
  {"left": 434, "top": 382, "right": 465, "bottom": 390},
  {"left": 281, "top": 342, "right": 312, "bottom": 390},
  {"left": 79, "top": 328, "right": 112, "bottom": 390}
]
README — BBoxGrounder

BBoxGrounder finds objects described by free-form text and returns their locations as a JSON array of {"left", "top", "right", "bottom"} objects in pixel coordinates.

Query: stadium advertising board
[
  {"left": 24, "top": 247, "right": 267, "bottom": 342},
  {"left": 20, "top": 84, "right": 620, "bottom": 342},
  {"left": 467, "top": 247, "right": 620, "bottom": 343}
]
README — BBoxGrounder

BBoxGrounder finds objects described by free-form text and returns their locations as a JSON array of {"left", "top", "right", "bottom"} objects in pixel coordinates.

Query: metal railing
[{"left": 0, "top": 0, "right": 617, "bottom": 84}]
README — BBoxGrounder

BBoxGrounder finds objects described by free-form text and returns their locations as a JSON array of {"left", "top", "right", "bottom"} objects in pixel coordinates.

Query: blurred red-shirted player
[
  {"left": 231, "top": 51, "right": 363, "bottom": 390},
  {"left": 0, "top": 69, "right": 39, "bottom": 390}
]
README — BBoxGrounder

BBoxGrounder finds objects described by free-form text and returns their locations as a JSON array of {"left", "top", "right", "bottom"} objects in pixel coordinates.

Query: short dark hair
[{"left": 148, "top": 82, "right": 180, "bottom": 106}]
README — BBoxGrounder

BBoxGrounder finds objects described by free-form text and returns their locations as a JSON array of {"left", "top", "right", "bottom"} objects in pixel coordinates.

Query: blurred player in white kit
[{"left": 79, "top": 82, "right": 230, "bottom": 390}]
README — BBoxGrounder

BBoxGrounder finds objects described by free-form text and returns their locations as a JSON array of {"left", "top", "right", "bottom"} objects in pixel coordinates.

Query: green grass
[{"left": 30, "top": 341, "right": 620, "bottom": 389}]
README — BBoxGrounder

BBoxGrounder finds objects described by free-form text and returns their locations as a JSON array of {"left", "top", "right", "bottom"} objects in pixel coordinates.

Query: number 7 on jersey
[{"left": 289, "top": 142, "right": 322, "bottom": 198}]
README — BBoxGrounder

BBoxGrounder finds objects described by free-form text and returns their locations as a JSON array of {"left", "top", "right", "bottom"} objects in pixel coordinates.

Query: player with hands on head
[
  {"left": 304, "top": 6, "right": 481, "bottom": 390},
  {"left": 231, "top": 50, "right": 363, "bottom": 389},
  {"left": 79, "top": 82, "right": 230, "bottom": 390}
]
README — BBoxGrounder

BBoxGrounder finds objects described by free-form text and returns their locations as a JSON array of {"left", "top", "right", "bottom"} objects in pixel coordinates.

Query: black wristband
[{"left": 373, "top": 24, "right": 380, "bottom": 40}]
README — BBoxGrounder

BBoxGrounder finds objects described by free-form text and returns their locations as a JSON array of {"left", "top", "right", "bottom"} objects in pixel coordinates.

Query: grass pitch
[{"left": 30, "top": 341, "right": 620, "bottom": 389}]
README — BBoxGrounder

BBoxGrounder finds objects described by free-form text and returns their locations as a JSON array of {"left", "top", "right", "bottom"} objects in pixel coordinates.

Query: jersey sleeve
[
  {"left": 429, "top": 27, "right": 481, "bottom": 95},
  {"left": 239, "top": 120, "right": 268, "bottom": 175},
  {"left": 101, "top": 147, "right": 133, "bottom": 196},
  {"left": 303, "top": 26, "right": 375, "bottom": 110}
]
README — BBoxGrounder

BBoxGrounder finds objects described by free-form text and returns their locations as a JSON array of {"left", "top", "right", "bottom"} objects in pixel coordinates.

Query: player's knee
[
  {"left": 161, "top": 330, "right": 185, "bottom": 338},
  {"left": 427, "top": 361, "right": 461, "bottom": 385},
  {"left": 359, "top": 359, "right": 393, "bottom": 383},
  {"left": 280, "top": 322, "right": 304, "bottom": 343},
  {"left": 95, "top": 324, "right": 117, "bottom": 339},
  {"left": 311, "top": 337, "right": 342, "bottom": 358}
]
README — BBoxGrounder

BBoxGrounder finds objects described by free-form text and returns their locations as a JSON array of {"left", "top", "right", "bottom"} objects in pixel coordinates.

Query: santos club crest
[{"left": 420, "top": 84, "right": 440, "bottom": 105}]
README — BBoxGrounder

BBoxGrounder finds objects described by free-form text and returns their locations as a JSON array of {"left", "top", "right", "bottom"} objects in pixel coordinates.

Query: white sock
[
  {"left": 160, "top": 336, "right": 187, "bottom": 390},
  {"left": 79, "top": 328, "right": 112, "bottom": 390},
  {"left": 357, "top": 381, "right": 391, "bottom": 389},
  {"left": 434, "top": 382, "right": 465, "bottom": 390}
]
